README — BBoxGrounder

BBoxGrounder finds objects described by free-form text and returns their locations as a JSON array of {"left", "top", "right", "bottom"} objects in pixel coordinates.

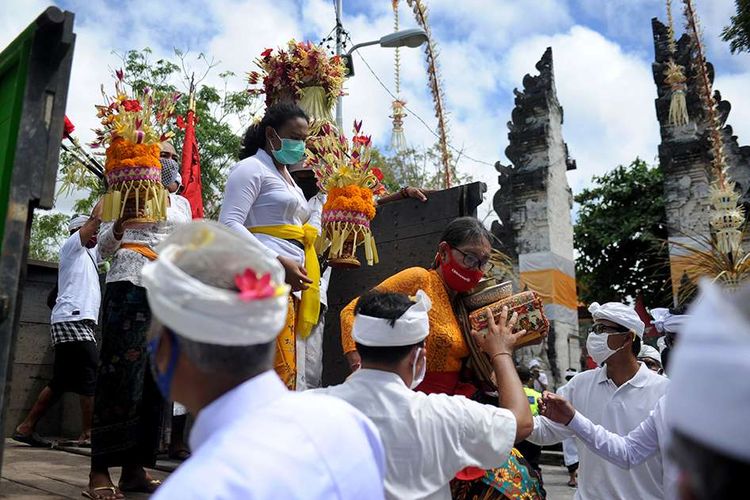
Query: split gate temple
[
  {"left": 651, "top": 18, "right": 750, "bottom": 299},
  {"left": 492, "top": 47, "right": 579, "bottom": 385}
]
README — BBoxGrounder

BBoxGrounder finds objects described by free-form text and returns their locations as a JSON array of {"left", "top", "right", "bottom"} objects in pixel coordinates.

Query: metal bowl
[{"left": 463, "top": 280, "right": 513, "bottom": 311}]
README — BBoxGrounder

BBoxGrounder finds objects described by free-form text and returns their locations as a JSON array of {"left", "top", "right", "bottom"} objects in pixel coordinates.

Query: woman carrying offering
[
  {"left": 340, "top": 216, "right": 545, "bottom": 499},
  {"left": 219, "top": 102, "right": 317, "bottom": 390},
  {"left": 87, "top": 154, "right": 192, "bottom": 499}
]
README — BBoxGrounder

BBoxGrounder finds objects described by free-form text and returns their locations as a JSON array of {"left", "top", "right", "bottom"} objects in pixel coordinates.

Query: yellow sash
[
  {"left": 249, "top": 224, "right": 320, "bottom": 338},
  {"left": 121, "top": 243, "right": 158, "bottom": 261}
]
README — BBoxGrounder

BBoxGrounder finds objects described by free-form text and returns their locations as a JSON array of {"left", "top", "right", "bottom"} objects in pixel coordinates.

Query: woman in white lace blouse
[{"left": 87, "top": 152, "right": 191, "bottom": 499}]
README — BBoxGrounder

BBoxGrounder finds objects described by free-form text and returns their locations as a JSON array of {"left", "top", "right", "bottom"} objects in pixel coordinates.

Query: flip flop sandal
[
  {"left": 119, "top": 479, "right": 162, "bottom": 494},
  {"left": 12, "top": 432, "right": 49, "bottom": 448},
  {"left": 81, "top": 486, "right": 122, "bottom": 499},
  {"left": 567, "top": 480, "right": 577, "bottom": 488},
  {"left": 168, "top": 448, "right": 191, "bottom": 460}
]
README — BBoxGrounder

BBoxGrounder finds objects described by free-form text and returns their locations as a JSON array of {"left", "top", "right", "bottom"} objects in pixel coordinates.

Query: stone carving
[
  {"left": 491, "top": 47, "right": 579, "bottom": 385},
  {"left": 653, "top": 18, "right": 750, "bottom": 247}
]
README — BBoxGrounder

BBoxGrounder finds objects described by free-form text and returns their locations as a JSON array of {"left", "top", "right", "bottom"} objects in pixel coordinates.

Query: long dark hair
[
  {"left": 430, "top": 216, "right": 491, "bottom": 269},
  {"left": 239, "top": 102, "right": 309, "bottom": 160}
]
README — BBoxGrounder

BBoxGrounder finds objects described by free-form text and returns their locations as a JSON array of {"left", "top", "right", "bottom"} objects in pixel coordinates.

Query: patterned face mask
[{"left": 160, "top": 157, "right": 181, "bottom": 188}]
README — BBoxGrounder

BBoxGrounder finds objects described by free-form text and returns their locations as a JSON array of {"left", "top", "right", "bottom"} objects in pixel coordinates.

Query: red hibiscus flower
[
  {"left": 261, "top": 48, "right": 273, "bottom": 58},
  {"left": 63, "top": 115, "right": 75, "bottom": 139},
  {"left": 235, "top": 268, "right": 276, "bottom": 301},
  {"left": 371, "top": 167, "right": 384, "bottom": 181},
  {"left": 121, "top": 99, "right": 142, "bottom": 112}
]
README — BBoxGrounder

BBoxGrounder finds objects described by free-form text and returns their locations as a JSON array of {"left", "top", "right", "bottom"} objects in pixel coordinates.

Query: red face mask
[{"left": 439, "top": 247, "right": 484, "bottom": 293}]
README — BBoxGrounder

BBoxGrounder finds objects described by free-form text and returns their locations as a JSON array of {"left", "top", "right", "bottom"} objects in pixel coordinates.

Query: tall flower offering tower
[
  {"left": 310, "top": 121, "right": 386, "bottom": 268},
  {"left": 93, "top": 70, "right": 179, "bottom": 222},
  {"left": 248, "top": 40, "right": 346, "bottom": 126}
]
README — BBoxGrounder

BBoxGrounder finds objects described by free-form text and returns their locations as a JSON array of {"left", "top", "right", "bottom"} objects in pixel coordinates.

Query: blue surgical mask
[
  {"left": 148, "top": 330, "right": 180, "bottom": 400},
  {"left": 270, "top": 129, "right": 306, "bottom": 165}
]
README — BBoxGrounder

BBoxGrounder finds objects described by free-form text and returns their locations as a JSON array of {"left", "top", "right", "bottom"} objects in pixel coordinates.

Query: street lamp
[{"left": 336, "top": 28, "right": 428, "bottom": 128}]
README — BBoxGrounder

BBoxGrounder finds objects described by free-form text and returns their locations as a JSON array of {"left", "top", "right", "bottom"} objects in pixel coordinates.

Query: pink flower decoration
[{"left": 235, "top": 268, "right": 276, "bottom": 301}]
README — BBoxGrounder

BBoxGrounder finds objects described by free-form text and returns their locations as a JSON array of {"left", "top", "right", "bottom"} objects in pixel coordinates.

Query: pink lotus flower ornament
[{"left": 235, "top": 268, "right": 276, "bottom": 301}]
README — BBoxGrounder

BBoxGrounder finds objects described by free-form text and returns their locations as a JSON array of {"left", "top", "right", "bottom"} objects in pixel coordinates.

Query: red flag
[
  {"left": 180, "top": 107, "right": 204, "bottom": 219},
  {"left": 635, "top": 293, "right": 658, "bottom": 338}
]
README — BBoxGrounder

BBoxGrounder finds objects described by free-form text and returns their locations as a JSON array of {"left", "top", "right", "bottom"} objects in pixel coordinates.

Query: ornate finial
[
  {"left": 390, "top": 0, "right": 408, "bottom": 152},
  {"left": 665, "top": 0, "right": 689, "bottom": 126}
]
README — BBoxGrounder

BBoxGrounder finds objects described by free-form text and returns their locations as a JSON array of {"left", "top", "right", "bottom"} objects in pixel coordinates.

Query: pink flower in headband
[{"left": 235, "top": 268, "right": 276, "bottom": 301}]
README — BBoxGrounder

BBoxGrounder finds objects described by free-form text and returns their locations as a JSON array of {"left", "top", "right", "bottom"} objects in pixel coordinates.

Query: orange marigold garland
[
  {"left": 311, "top": 121, "right": 386, "bottom": 268},
  {"left": 93, "top": 70, "right": 180, "bottom": 222}
]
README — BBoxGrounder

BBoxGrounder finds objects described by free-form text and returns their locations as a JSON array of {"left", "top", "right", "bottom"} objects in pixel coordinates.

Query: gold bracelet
[{"left": 490, "top": 351, "right": 512, "bottom": 363}]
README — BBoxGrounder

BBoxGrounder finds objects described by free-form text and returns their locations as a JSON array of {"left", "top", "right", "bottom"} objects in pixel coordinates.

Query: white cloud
[
  {"left": 503, "top": 26, "right": 660, "bottom": 191},
  {"left": 3, "top": 0, "right": 748, "bottom": 221}
]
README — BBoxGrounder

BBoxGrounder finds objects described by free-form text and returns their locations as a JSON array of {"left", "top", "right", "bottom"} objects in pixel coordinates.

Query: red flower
[
  {"left": 235, "top": 268, "right": 276, "bottom": 301},
  {"left": 352, "top": 134, "right": 371, "bottom": 146},
  {"left": 261, "top": 48, "right": 273, "bottom": 58},
  {"left": 121, "top": 99, "right": 142, "bottom": 112},
  {"left": 371, "top": 167, "right": 384, "bottom": 181},
  {"left": 62, "top": 115, "right": 75, "bottom": 139}
]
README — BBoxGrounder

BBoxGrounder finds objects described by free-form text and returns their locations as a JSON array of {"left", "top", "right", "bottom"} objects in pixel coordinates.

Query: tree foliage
[
  {"left": 121, "top": 48, "right": 260, "bottom": 218},
  {"left": 574, "top": 159, "right": 672, "bottom": 306},
  {"left": 371, "top": 144, "right": 472, "bottom": 193},
  {"left": 28, "top": 212, "right": 69, "bottom": 262},
  {"left": 722, "top": 0, "right": 750, "bottom": 54}
]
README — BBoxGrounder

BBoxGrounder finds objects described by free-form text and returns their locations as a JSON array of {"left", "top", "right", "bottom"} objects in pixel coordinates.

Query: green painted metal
[{"left": 0, "top": 25, "right": 35, "bottom": 254}]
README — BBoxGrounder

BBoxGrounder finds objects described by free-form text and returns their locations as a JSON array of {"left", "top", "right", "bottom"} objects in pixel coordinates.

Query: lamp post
[{"left": 334, "top": 23, "right": 428, "bottom": 129}]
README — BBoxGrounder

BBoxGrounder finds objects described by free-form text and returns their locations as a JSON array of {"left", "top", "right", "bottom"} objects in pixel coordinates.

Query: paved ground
[
  {"left": 540, "top": 464, "right": 576, "bottom": 500},
  {"left": 1, "top": 439, "right": 576, "bottom": 499}
]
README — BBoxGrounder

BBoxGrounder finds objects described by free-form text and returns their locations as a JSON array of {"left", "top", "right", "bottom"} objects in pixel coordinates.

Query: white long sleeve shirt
[
  {"left": 556, "top": 382, "right": 579, "bottom": 467},
  {"left": 529, "top": 363, "right": 669, "bottom": 500},
  {"left": 218, "top": 150, "right": 310, "bottom": 265},
  {"left": 98, "top": 193, "right": 191, "bottom": 286},
  {"left": 316, "top": 369, "right": 517, "bottom": 500},
  {"left": 568, "top": 395, "right": 678, "bottom": 500},
  {"left": 154, "top": 371, "right": 386, "bottom": 500}
]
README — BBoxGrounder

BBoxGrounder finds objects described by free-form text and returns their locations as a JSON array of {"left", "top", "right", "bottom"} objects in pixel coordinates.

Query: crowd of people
[{"left": 15, "top": 101, "right": 750, "bottom": 499}]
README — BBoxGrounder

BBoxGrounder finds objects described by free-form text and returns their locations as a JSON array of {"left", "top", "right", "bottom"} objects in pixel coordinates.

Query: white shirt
[
  {"left": 556, "top": 382, "right": 579, "bottom": 467},
  {"left": 568, "top": 395, "right": 678, "bottom": 500},
  {"left": 154, "top": 371, "right": 386, "bottom": 500},
  {"left": 316, "top": 369, "right": 517, "bottom": 500},
  {"left": 308, "top": 192, "right": 331, "bottom": 306},
  {"left": 219, "top": 150, "right": 310, "bottom": 265},
  {"left": 98, "top": 193, "right": 192, "bottom": 286},
  {"left": 529, "top": 363, "right": 669, "bottom": 500},
  {"left": 51, "top": 232, "right": 101, "bottom": 324}
]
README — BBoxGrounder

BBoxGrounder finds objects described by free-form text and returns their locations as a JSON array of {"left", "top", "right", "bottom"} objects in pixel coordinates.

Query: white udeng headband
[
  {"left": 650, "top": 307, "right": 689, "bottom": 334},
  {"left": 141, "top": 244, "right": 290, "bottom": 346},
  {"left": 353, "top": 290, "right": 432, "bottom": 347}
]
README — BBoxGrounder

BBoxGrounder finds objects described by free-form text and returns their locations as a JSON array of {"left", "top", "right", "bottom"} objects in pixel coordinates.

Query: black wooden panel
[{"left": 322, "top": 182, "right": 486, "bottom": 385}]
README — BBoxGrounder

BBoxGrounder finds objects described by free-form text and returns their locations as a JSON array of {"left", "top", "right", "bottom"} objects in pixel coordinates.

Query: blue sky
[{"left": 3, "top": 0, "right": 749, "bottom": 219}]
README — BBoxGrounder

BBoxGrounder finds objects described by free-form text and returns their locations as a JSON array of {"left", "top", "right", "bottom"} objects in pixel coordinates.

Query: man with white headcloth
[
  {"left": 316, "top": 290, "right": 533, "bottom": 500},
  {"left": 14, "top": 206, "right": 102, "bottom": 447},
  {"left": 638, "top": 344, "right": 663, "bottom": 373},
  {"left": 667, "top": 281, "right": 750, "bottom": 499},
  {"left": 142, "top": 221, "right": 385, "bottom": 499},
  {"left": 540, "top": 306, "right": 692, "bottom": 500},
  {"left": 527, "top": 302, "right": 670, "bottom": 500}
]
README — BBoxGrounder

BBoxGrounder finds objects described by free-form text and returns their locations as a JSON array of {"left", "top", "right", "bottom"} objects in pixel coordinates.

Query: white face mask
[
  {"left": 586, "top": 331, "right": 627, "bottom": 366},
  {"left": 410, "top": 347, "right": 426, "bottom": 390}
]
